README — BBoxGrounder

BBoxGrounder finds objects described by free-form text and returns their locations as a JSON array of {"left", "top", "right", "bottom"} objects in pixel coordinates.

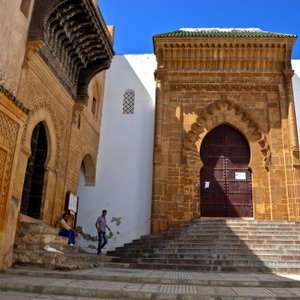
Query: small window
[
  {"left": 77, "top": 114, "right": 81, "bottom": 129},
  {"left": 92, "top": 97, "right": 97, "bottom": 115},
  {"left": 20, "top": 0, "right": 31, "bottom": 18},
  {"left": 123, "top": 89, "right": 135, "bottom": 114}
]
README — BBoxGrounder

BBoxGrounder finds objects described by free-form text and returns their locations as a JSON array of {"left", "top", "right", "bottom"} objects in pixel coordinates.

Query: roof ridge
[{"left": 153, "top": 29, "right": 297, "bottom": 38}]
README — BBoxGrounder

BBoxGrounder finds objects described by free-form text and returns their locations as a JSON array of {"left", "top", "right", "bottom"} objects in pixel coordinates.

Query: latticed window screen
[{"left": 123, "top": 89, "right": 135, "bottom": 114}]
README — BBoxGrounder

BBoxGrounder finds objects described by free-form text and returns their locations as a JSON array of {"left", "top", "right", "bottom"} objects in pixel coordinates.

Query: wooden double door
[{"left": 200, "top": 125, "right": 253, "bottom": 217}]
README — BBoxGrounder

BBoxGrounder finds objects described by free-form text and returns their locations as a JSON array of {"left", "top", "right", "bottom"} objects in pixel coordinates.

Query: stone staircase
[
  {"left": 107, "top": 219, "right": 300, "bottom": 273},
  {"left": 13, "top": 220, "right": 112, "bottom": 270}
]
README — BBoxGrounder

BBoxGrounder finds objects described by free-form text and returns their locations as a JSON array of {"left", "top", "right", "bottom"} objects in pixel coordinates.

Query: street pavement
[{"left": 1, "top": 264, "right": 300, "bottom": 299}]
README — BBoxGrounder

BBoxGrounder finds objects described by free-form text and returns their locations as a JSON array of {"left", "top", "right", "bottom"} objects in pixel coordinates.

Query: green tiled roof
[{"left": 153, "top": 28, "right": 297, "bottom": 38}]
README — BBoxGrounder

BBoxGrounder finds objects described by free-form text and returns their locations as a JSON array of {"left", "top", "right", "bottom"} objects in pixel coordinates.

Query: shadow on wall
[
  {"left": 76, "top": 55, "right": 156, "bottom": 253},
  {"left": 292, "top": 70, "right": 300, "bottom": 146},
  {"left": 106, "top": 218, "right": 300, "bottom": 275}
]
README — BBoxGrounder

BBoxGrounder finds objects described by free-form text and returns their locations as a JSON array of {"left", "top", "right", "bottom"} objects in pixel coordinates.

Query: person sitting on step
[{"left": 57, "top": 212, "right": 78, "bottom": 246}]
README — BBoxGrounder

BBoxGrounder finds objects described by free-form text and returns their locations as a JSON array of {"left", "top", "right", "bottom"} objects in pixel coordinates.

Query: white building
[
  {"left": 293, "top": 60, "right": 300, "bottom": 139},
  {"left": 76, "top": 55, "right": 300, "bottom": 253},
  {"left": 76, "top": 54, "right": 156, "bottom": 252}
]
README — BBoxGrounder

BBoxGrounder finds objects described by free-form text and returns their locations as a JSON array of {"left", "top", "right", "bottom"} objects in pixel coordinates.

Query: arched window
[
  {"left": 123, "top": 89, "right": 135, "bottom": 114},
  {"left": 91, "top": 83, "right": 100, "bottom": 117}
]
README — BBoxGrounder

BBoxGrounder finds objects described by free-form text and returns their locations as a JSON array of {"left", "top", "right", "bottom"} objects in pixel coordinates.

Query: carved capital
[
  {"left": 72, "top": 103, "right": 86, "bottom": 124},
  {"left": 25, "top": 41, "right": 45, "bottom": 61},
  {"left": 283, "top": 69, "right": 294, "bottom": 80}
]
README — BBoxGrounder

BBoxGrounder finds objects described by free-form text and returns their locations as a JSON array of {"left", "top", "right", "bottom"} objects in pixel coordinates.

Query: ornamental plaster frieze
[
  {"left": 0, "top": 111, "right": 19, "bottom": 221},
  {"left": 158, "top": 41, "right": 287, "bottom": 49},
  {"left": 156, "top": 42, "right": 286, "bottom": 57},
  {"left": 169, "top": 83, "right": 279, "bottom": 93},
  {"left": 182, "top": 98, "right": 271, "bottom": 170},
  {"left": 155, "top": 43, "right": 286, "bottom": 67}
]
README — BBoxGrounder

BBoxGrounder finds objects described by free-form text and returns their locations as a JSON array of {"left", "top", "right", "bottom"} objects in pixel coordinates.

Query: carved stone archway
[
  {"left": 182, "top": 98, "right": 272, "bottom": 220},
  {"left": 15, "top": 107, "right": 58, "bottom": 224},
  {"left": 183, "top": 98, "right": 271, "bottom": 170},
  {"left": 81, "top": 154, "right": 97, "bottom": 186}
]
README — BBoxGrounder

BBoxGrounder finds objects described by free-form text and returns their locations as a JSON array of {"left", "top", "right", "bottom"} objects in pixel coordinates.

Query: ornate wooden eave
[{"left": 28, "top": 0, "right": 114, "bottom": 102}]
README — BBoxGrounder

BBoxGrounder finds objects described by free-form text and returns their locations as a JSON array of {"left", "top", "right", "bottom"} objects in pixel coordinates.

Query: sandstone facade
[
  {"left": 0, "top": 0, "right": 114, "bottom": 269},
  {"left": 152, "top": 29, "right": 300, "bottom": 233}
]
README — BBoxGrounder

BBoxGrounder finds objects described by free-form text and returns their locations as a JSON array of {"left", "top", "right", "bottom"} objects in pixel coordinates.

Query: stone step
[
  {"left": 14, "top": 242, "right": 78, "bottom": 254},
  {"left": 107, "top": 220, "right": 300, "bottom": 273},
  {"left": 110, "top": 251, "right": 300, "bottom": 262},
  {"left": 12, "top": 217, "right": 108, "bottom": 270},
  {"left": 15, "top": 232, "right": 67, "bottom": 245},
  {"left": 4, "top": 267, "right": 300, "bottom": 288},
  {"left": 126, "top": 262, "right": 271, "bottom": 273},
  {"left": 115, "top": 256, "right": 300, "bottom": 268},
  {"left": 1, "top": 266, "right": 300, "bottom": 299},
  {"left": 114, "top": 242, "right": 300, "bottom": 251},
  {"left": 127, "top": 262, "right": 300, "bottom": 274},
  {"left": 131, "top": 237, "right": 300, "bottom": 245},
  {"left": 109, "top": 247, "right": 300, "bottom": 257},
  {"left": 13, "top": 249, "right": 67, "bottom": 268},
  {"left": 17, "top": 221, "right": 59, "bottom": 235},
  {"left": 166, "top": 241, "right": 300, "bottom": 247}
]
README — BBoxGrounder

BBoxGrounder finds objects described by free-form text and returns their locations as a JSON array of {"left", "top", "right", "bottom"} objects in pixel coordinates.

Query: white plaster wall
[
  {"left": 76, "top": 54, "right": 156, "bottom": 253},
  {"left": 76, "top": 57, "right": 300, "bottom": 253},
  {"left": 292, "top": 60, "right": 300, "bottom": 147}
]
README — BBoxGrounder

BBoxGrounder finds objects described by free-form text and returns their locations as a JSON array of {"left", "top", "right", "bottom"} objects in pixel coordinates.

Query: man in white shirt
[{"left": 95, "top": 210, "right": 111, "bottom": 254}]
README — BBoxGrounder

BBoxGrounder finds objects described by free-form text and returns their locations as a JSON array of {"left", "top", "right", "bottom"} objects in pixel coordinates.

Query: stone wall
[
  {"left": 0, "top": 90, "right": 28, "bottom": 269},
  {"left": 0, "top": 0, "right": 113, "bottom": 269},
  {"left": 76, "top": 54, "right": 156, "bottom": 253},
  {"left": 0, "top": 0, "right": 33, "bottom": 93},
  {"left": 152, "top": 30, "right": 300, "bottom": 233}
]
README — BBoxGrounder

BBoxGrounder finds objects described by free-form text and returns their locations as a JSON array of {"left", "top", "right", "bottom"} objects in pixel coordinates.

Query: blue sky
[{"left": 99, "top": 0, "right": 300, "bottom": 59}]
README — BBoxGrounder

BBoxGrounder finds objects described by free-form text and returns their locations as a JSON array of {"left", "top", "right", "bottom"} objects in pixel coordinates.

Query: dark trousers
[
  {"left": 97, "top": 231, "right": 107, "bottom": 253},
  {"left": 58, "top": 229, "right": 75, "bottom": 245}
]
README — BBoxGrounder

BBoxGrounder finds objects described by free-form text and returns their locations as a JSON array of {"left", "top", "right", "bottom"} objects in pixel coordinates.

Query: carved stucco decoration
[
  {"left": 182, "top": 98, "right": 272, "bottom": 170},
  {"left": 155, "top": 41, "right": 287, "bottom": 72},
  {"left": 0, "top": 112, "right": 19, "bottom": 221},
  {"left": 170, "top": 83, "right": 278, "bottom": 93},
  {"left": 22, "top": 98, "right": 68, "bottom": 176},
  {"left": 72, "top": 103, "right": 86, "bottom": 124}
]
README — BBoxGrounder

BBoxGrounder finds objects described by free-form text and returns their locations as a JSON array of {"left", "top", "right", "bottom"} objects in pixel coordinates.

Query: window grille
[{"left": 123, "top": 89, "right": 135, "bottom": 114}]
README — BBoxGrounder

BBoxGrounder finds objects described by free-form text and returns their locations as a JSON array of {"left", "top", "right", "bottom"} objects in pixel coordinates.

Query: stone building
[
  {"left": 77, "top": 29, "right": 300, "bottom": 253},
  {"left": 0, "top": 0, "right": 114, "bottom": 269},
  {"left": 1, "top": 2, "right": 300, "bottom": 265},
  {"left": 152, "top": 28, "right": 300, "bottom": 233}
]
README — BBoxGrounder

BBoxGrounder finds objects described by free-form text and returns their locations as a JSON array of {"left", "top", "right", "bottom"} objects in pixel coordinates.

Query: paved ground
[{"left": 1, "top": 265, "right": 300, "bottom": 299}]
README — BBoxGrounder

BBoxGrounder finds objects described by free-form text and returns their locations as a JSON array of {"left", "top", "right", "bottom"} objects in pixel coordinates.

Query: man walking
[{"left": 95, "top": 209, "right": 111, "bottom": 254}]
